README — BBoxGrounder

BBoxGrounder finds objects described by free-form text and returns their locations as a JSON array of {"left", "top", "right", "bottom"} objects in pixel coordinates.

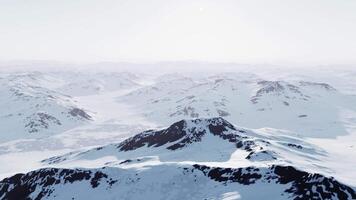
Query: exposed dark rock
[
  {"left": 117, "top": 117, "right": 257, "bottom": 152},
  {"left": 195, "top": 165, "right": 262, "bottom": 185},
  {"left": 170, "top": 106, "right": 199, "bottom": 118},
  {"left": 68, "top": 108, "right": 91, "bottom": 120},
  {"left": 90, "top": 172, "right": 108, "bottom": 188},
  {"left": 257, "top": 81, "right": 285, "bottom": 94},
  {"left": 245, "top": 150, "right": 277, "bottom": 160},
  {"left": 273, "top": 165, "right": 356, "bottom": 200},
  {"left": 1, "top": 165, "right": 354, "bottom": 200},
  {"left": 0, "top": 168, "right": 113, "bottom": 200},
  {"left": 25, "top": 112, "right": 62, "bottom": 133},
  {"left": 287, "top": 143, "right": 303, "bottom": 149},
  {"left": 193, "top": 164, "right": 356, "bottom": 200},
  {"left": 119, "top": 159, "right": 132, "bottom": 164},
  {"left": 216, "top": 109, "right": 230, "bottom": 117},
  {"left": 251, "top": 81, "right": 309, "bottom": 104},
  {"left": 207, "top": 117, "right": 236, "bottom": 135},
  {"left": 117, "top": 120, "right": 193, "bottom": 151}
]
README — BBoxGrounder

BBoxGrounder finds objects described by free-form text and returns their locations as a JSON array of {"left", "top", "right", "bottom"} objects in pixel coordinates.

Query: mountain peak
[{"left": 117, "top": 117, "right": 248, "bottom": 152}]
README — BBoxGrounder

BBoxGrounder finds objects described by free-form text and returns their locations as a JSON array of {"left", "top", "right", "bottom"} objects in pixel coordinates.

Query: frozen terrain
[{"left": 0, "top": 65, "right": 356, "bottom": 199}]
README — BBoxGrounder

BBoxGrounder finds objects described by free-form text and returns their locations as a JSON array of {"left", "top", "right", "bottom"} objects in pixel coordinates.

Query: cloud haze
[{"left": 1, "top": 0, "right": 356, "bottom": 64}]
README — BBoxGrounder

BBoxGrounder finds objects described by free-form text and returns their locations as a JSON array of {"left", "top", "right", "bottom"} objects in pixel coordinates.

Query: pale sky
[{"left": 1, "top": 0, "right": 356, "bottom": 64}]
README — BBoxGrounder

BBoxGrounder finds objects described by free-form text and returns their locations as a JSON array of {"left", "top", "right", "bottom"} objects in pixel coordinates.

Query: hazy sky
[{"left": 1, "top": 0, "right": 356, "bottom": 64}]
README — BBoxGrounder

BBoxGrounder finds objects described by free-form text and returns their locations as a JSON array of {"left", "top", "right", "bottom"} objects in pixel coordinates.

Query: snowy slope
[
  {"left": 56, "top": 71, "right": 141, "bottom": 96},
  {"left": 0, "top": 68, "right": 356, "bottom": 200},
  {"left": 0, "top": 73, "right": 92, "bottom": 142},
  {"left": 1, "top": 118, "right": 355, "bottom": 200},
  {"left": 0, "top": 70, "right": 146, "bottom": 143},
  {"left": 119, "top": 73, "right": 356, "bottom": 137},
  {"left": 1, "top": 164, "right": 355, "bottom": 200},
  {"left": 42, "top": 118, "right": 324, "bottom": 171}
]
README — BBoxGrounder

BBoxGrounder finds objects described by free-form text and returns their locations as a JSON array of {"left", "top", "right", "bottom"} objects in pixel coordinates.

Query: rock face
[
  {"left": 0, "top": 168, "right": 115, "bottom": 200},
  {"left": 68, "top": 108, "right": 92, "bottom": 120},
  {"left": 25, "top": 112, "right": 62, "bottom": 133},
  {"left": 40, "top": 117, "right": 322, "bottom": 166},
  {"left": 0, "top": 165, "right": 354, "bottom": 200},
  {"left": 271, "top": 166, "right": 355, "bottom": 200},
  {"left": 2, "top": 117, "right": 355, "bottom": 200},
  {"left": 117, "top": 120, "right": 195, "bottom": 151},
  {"left": 193, "top": 164, "right": 356, "bottom": 200},
  {"left": 1, "top": 70, "right": 355, "bottom": 200},
  {"left": 117, "top": 117, "right": 259, "bottom": 152},
  {"left": 251, "top": 80, "right": 309, "bottom": 104}
]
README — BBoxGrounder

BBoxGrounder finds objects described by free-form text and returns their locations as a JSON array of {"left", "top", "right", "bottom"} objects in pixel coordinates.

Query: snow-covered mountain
[
  {"left": 0, "top": 68, "right": 356, "bottom": 200},
  {"left": 1, "top": 164, "right": 355, "bottom": 200},
  {"left": 56, "top": 71, "right": 140, "bottom": 96},
  {"left": 0, "top": 71, "right": 145, "bottom": 143},
  {"left": 119, "top": 73, "right": 356, "bottom": 137},
  {"left": 42, "top": 118, "right": 324, "bottom": 169},
  {"left": 1, "top": 118, "right": 355, "bottom": 200},
  {"left": 0, "top": 73, "right": 92, "bottom": 142}
]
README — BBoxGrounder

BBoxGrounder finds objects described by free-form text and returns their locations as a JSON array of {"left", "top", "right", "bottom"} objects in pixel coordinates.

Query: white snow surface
[{"left": 0, "top": 67, "right": 356, "bottom": 199}]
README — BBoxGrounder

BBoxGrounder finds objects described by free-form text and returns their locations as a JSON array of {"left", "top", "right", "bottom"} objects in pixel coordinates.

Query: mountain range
[{"left": 0, "top": 68, "right": 355, "bottom": 199}]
